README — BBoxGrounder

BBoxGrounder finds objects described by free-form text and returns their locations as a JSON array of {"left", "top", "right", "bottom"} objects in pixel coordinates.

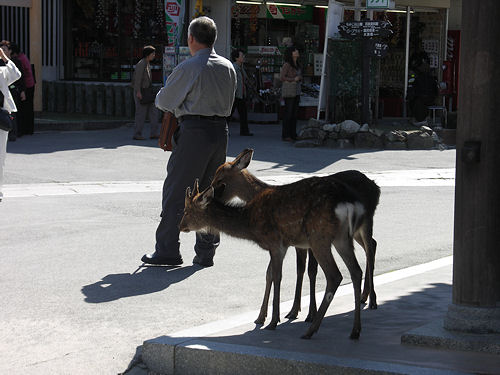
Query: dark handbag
[
  {"left": 281, "top": 81, "right": 297, "bottom": 98},
  {"left": 0, "top": 109, "right": 13, "bottom": 132},
  {"left": 140, "top": 86, "right": 155, "bottom": 104},
  {"left": 158, "top": 111, "right": 179, "bottom": 152}
]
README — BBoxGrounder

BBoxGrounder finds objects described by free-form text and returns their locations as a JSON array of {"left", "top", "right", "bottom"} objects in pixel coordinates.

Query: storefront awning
[
  {"left": 0, "top": 0, "right": 31, "bottom": 6},
  {"left": 236, "top": 0, "right": 450, "bottom": 9}
]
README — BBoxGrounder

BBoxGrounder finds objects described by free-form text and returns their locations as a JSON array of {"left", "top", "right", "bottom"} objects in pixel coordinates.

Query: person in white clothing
[{"left": 0, "top": 47, "right": 22, "bottom": 201}]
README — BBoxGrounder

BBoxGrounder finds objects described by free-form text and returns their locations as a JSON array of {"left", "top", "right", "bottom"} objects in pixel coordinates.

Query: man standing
[
  {"left": 230, "top": 49, "right": 252, "bottom": 136},
  {"left": 141, "top": 16, "right": 236, "bottom": 267}
]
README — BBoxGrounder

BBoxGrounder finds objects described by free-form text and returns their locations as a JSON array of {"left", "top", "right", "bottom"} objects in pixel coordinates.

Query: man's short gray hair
[{"left": 188, "top": 16, "right": 217, "bottom": 47}]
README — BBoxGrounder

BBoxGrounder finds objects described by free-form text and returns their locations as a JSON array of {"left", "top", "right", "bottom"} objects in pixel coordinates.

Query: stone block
[
  {"left": 114, "top": 86, "right": 124, "bottom": 116},
  {"left": 85, "top": 85, "right": 96, "bottom": 114},
  {"left": 354, "top": 132, "right": 384, "bottom": 149},
  {"left": 385, "top": 141, "right": 407, "bottom": 150},
  {"left": 65, "top": 83, "right": 75, "bottom": 113},
  {"left": 55, "top": 82, "right": 66, "bottom": 112},
  {"left": 338, "top": 120, "right": 361, "bottom": 138},
  {"left": 294, "top": 139, "right": 321, "bottom": 148},
  {"left": 105, "top": 86, "right": 115, "bottom": 116},
  {"left": 96, "top": 85, "right": 105, "bottom": 115},
  {"left": 407, "top": 131, "right": 434, "bottom": 150},
  {"left": 74, "top": 84, "right": 84, "bottom": 113},
  {"left": 47, "top": 81, "right": 56, "bottom": 112}
]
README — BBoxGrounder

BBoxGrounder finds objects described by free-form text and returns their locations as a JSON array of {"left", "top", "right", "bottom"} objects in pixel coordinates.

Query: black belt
[{"left": 178, "top": 115, "right": 226, "bottom": 123}]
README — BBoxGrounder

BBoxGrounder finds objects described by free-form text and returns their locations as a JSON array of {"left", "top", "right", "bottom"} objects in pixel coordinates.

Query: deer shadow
[{"left": 81, "top": 265, "right": 199, "bottom": 303}]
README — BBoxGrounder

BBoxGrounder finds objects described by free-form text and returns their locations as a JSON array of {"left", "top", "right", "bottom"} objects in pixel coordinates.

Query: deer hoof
[
  {"left": 360, "top": 293, "right": 368, "bottom": 304},
  {"left": 369, "top": 301, "right": 378, "bottom": 309},
  {"left": 285, "top": 310, "right": 299, "bottom": 320},
  {"left": 300, "top": 333, "right": 312, "bottom": 340},
  {"left": 254, "top": 317, "right": 265, "bottom": 325},
  {"left": 264, "top": 321, "right": 278, "bottom": 330},
  {"left": 349, "top": 329, "right": 360, "bottom": 340}
]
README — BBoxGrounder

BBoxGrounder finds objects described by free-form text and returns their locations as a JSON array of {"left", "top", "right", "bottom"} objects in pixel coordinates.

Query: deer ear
[
  {"left": 233, "top": 148, "right": 254, "bottom": 170},
  {"left": 185, "top": 187, "right": 192, "bottom": 202},
  {"left": 194, "top": 179, "right": 200, "bottom": 195},
  {"left": 198, "top": 186, "right": 214, "bottom": 209},
  {"left": 213, "top": 183, "right": 226, "bottom": 199}
]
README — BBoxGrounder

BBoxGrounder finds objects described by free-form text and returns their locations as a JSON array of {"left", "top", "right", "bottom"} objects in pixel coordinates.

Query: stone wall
[
  {"left": 42, "top": 81, "right": 162, "bottom": 118},
  {"left": 296, "top": 118, "right": 448, "bottom": 150}
]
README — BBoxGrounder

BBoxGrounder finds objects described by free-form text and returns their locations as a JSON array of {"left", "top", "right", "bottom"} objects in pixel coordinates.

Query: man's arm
[{"left": 155, "top": 66, "right": 191, "bottom": 113}]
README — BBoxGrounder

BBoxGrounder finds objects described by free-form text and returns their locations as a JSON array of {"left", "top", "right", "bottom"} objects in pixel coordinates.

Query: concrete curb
[{"left": 142, "top": 336, "right": 469, "bottom": 375}]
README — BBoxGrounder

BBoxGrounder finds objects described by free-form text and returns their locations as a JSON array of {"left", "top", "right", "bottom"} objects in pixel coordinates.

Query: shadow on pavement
[
  {"left": 81, "top": 265, "right": 199, "bottom": 303},
  {"left": 140, "top": 282, "right": 500, "bottom": 374}
]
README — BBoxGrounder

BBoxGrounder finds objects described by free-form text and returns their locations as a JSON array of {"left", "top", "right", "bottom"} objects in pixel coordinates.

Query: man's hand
[
  {"left": 136, "top": 91, "right": 142, "bottom": 100},
  {"left": 20, "top": 91, "right": 26, "bottom": 101}
]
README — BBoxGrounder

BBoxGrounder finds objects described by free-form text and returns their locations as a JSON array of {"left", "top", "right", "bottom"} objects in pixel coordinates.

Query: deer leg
[
  {"left": 305, "top": 249, "right": 318, "bottom": 322},
  {"left": 265, "top": 248, "right": 285, "bottom": 330},
  {"left": 355, "top": 232, "right": 370, "bottom": 304},
  {"left": 335, "top": 235, "right": 363, "bottom": 340},
  {"left": 255, "top": 260, "right": 273, "bottom": 325},
  {"left": 302, "top": 243, "right": 342, "bottom": 339},
  {"left": 367, "top": 238, "right": 377, "bottom": 309},
  {"left": 356, "top": 222, "right": 377, "bottom": 309},
  {"left": 285, "top": 248, "right": 307, "bottom": 320}
]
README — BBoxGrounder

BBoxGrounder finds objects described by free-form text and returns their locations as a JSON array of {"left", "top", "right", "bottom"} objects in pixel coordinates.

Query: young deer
[
  {"left": 211, "top": 149, "right": 380, "bottom": 324},
  {"left": 180, "top": 177, "right": 366, "bottom": 339}
]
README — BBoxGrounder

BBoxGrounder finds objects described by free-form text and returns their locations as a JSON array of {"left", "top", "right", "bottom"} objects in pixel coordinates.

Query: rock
[
  {"left": 385, "top": 130, "right": 406, "bottom": 142},
  {"left": 307, "top": 118, "right": 325, "bottom": 129},
  {"left": 327, "top": 131, "right": 339, "bottom": 140},
  {"left": 354, "top": 132, "right": 384, "bottom": 149},
  {"left": 385, "top": 141, "right": 407, "bottom": 150},
  {"left": 298, "top": 127, "right": 326, "bottom": 140},
  {"left": 323, "top": 123, "right": 338, "bottom": 132},
  {"left": 359, "top": 123, "right": 370, "bottom": 132},
  {"left": 337, "top": 139, "right": 354, "bottom": 148},
  {"left": 338, "top": 120, "right": 361, "bottom": 138},
  {"left": 324, "top": 138, "right": 339, "bottom": 148},
  {"left": 294, "top": 139, "right": 321, "bottom": 148},
  {"left": 420, "top": 125, "right": 433, "bottom": 136},
  {"left": 406, "top": 131, "right": 434, "bottom": 149}
]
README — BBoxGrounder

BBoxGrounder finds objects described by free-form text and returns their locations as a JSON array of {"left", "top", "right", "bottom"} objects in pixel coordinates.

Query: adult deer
[
  {"left": 180, "top": 177, "right": 366, "bottom": 339},
  {"left": 211, "top": 149, "right": 380, "bottom": 324}
]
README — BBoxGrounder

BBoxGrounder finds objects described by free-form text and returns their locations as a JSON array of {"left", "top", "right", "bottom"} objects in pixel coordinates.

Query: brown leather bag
[{"left": 158, "top": 111, "right": 179, "bottom": 151}]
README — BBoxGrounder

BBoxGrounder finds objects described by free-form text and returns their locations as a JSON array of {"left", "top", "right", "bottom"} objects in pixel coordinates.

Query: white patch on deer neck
[{"left": 334, "top": 202, "right": 365, "bottom": 237}]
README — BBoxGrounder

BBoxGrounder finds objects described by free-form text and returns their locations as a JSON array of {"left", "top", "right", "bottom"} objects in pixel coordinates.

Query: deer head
[
  {"left": 179, "top": 179, "right": 215, "bottom": 233},
  {"left": 211, "top": 148, "right": 256, "bottom": 203}
]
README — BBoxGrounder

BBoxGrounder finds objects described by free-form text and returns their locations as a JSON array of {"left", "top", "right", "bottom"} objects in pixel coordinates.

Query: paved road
[{"left": 0, "top": 122, "right": 456, "bottom": 374}]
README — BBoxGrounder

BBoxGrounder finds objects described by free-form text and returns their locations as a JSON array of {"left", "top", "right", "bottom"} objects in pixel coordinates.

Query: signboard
[
  {"left": 366, "top": 0, "right": 390, "bottom": 9},
  {"left": 165, "top": 0, "right": 184, "bottom": 46},
  {"left": 232, "top": 4, "right": 312, "bottom": 21},
  {"left": 247, "top": 46, "right": 280, "bottom": 55},
  {"left": 338, "top": 20, "right": 392, "bottom": 39},
  {"left": 368, "top": 40, "right": 389, "bottom": 57}
]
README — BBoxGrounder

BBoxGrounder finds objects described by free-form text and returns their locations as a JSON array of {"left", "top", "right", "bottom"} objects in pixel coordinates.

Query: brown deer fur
[
  {"left": 211, "top": 149, "right": 380, "bottom": 323},
  {"left": 180, "top": 176, "right": 367, "bottom": 339}
]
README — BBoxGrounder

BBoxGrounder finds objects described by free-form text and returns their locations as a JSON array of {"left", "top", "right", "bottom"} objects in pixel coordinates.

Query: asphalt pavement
[{"left": 2, "top": 120, "right": 496, "bottom": 374}]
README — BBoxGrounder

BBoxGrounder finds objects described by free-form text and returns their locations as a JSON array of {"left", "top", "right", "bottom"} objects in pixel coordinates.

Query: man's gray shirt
[{"left": 155, "top": 48, "right": 236, "bottom": 118}]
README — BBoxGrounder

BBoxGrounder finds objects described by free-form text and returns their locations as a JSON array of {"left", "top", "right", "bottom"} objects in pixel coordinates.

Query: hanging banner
[{"left": 165, "top": 0, "right": 185, "bottom": 46}]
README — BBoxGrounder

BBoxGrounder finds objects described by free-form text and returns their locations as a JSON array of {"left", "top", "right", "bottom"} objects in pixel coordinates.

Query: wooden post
[
  {"left": 444, "top": 0, "right": 500, "bottom": 333},
  {"left": 29, "top": 0, "right": 42, "bottom": 112}
]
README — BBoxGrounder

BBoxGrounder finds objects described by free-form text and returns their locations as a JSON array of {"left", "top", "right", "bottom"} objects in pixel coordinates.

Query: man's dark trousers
[
  {"left": 155, "top": 117, "right": 228, "bottom": 261},
  {"left": 232, "top": 97, "right": 249, "bottom": 135}
]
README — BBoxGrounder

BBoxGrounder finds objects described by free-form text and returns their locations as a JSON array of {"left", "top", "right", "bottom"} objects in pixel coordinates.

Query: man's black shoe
[
  {"left": 192, "top": 255, "right": 214, "bottom": 267},
  {"left": 141, "top": 253, "right": 183, "bottom": 266}
]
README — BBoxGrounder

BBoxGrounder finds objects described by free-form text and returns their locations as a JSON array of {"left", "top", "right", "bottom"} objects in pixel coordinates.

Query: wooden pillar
[
  {"left": 30, "top": 0, "right": 42, "bottom": 112},
  {"left": 444, "top": 0, "right": 500, "bottom": 333}
]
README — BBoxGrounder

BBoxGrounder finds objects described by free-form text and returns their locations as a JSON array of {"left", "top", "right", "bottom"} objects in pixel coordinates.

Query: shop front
[{"left": 230, "top": 0, "right": 454, "bottom": 124}]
